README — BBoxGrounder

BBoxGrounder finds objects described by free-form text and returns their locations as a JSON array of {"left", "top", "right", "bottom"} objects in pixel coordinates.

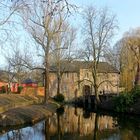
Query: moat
[{"left": 0, "top": 106, "right": 139, "bottom": 140}]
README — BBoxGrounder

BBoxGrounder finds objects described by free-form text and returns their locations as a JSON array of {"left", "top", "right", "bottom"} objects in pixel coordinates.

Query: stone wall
[
  {"left": 20, "top": 70, "right": 119, "bottom": 100},
  {"left": 49, "top": 72, "right": 79, "bottom": 100},
  {"left": 21, "top": 87, "right": 44, "bottom": 96},
  {"left": 49, "top": 70, "right": 120, "bottom": 100}
]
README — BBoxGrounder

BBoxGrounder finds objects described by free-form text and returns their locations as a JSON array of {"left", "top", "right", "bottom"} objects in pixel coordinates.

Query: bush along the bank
[
  {"left": 0, "top": 86, "right": 6, "bottom": 94},
  {"left": 114, "top": 88, "right": 140, "bottom": 113},
  {"left": 18, "top": 86, "right": 23, "bottom": 93},
  {"left": 114, "top": 93, "right": 134, "bottom": 112},
  {"left": 53, "top": 93, "right": 65, "bottom": 103}
]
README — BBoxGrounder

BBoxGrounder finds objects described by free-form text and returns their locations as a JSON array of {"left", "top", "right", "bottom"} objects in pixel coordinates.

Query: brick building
[{"left": 49, "top": 61, "right": 120, "bottom": 100}]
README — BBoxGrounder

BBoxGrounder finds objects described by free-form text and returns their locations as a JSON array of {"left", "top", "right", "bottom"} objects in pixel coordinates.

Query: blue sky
[
  {"left": 1, "top": 0, "right": 140, "bottom": 67},
  {"left": 72, "top": 0, "right": 140, "bottom": 43}
]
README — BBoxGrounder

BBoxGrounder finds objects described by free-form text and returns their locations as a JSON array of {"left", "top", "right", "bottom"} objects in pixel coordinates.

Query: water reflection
[
  {"left": 0, "top": 106, "right": 140, "bottom": 140},
  {"left": 0, "top": 121, "right": 45, "bottom": 140}
]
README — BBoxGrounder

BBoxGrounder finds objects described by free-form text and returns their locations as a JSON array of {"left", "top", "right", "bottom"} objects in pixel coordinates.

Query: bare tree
[
  {"left": 82, "top": 6, "right": 118, "bottom": 107},
  {"left": 104, "top": 45, "right": 120, "bottom": 70},
  {"left": 51, "top": 23, "right": 76, "bottom": 95},
  {"left": 2, "top": 63, "right": 15, "bottom": 94},
  {"left": 0, "top": 1, "right": 20, "bottom": 26},
  {"left": 0, "top": 1, "right": 24, "bottom": 45},
  {"left": 16, "top": 0, "right": 76, "bottom": 102},
  {"left": 4, "top": 44, "right": 33, "bottom": 84}
]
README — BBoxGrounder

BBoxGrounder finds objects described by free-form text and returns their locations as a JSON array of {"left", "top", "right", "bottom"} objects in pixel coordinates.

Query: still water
[{"left": 0, "top": 106, "right": 139, "bottom": 140}]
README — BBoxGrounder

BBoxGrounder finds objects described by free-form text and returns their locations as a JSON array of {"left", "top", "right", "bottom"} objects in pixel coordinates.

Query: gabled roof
[
  {"left": 22, "top": 78, "right": 37, "bottom": 84},
  {"left": 50, "top": 61, "right": 119, "bottom": 73}
]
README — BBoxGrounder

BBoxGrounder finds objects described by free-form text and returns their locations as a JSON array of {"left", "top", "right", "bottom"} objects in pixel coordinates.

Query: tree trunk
[
  {"left": 57, "top": 46, "right": 61, "bottom": 95},
  {"left": 57, "top": 75, "right": 61, "bottom": 95},
  {"left": 57, "top": 53, "right": 61, "bottom": 95},
  {"left": 92, "top": 67, "right": 100, "bottom": 109},
  {"left": 45, "top": 118, "right": 50, "bottom": 140},
  {"left": 134, "top": 62, "right": 140, "bottom": 86},
  {"left": 44, "top": 68, "right": 49, "bottom": 103},
  {"left": 44, "top": 46, "right": 50, "bottom": 103},
  {"left": 94, "top": 84, "right": 100, "bottom": 110}
]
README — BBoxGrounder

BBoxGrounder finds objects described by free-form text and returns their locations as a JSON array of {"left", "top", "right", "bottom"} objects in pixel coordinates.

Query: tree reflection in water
[
  {"left": 93, "top": 113, "right": 99, "bottom": 140},
  {"left": 44, "top": 117, "right": 50, "bottom": 140},
  {"left": 0, "top": 121, "right": 45, "bottom": 140},
  {"left": 0, "top": 106, "right": 140, "bottom": 140},
  {"left": 56, "top": 107, "right": 64, "bottom": 140}
]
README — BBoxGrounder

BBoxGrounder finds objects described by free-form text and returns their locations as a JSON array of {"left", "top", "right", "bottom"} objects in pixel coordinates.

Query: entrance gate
[{"left": 83, "top": 85, "right": 91, "bottom": 96}]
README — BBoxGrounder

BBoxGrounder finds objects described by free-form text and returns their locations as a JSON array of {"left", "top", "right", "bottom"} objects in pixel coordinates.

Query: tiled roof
[
  {"left": 50, "top": 61, "right": 119, "bottom": 73},
  {"left": 22, "top": 78, "right": 37, "bottom": 84}
]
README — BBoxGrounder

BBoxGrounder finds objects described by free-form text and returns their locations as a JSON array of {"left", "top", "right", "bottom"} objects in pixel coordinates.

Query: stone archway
[{"left": 83, "top": 85, "right": 91, "bottom": 96}]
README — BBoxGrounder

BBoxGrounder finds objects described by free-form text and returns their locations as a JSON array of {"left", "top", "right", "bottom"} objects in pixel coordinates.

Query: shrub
[
  {"left": 0, "top": 86, "right": 6, "bottom": 94},
  {"left": 131, "top": 86, "right": 140, "bottom": 98},
  {"left": 53, "top": 93, "right": 65, "bottom": 103},
  {"left": 18, "top": 86, "right": 23, "bottom": 93},
  {"left": 56, "top": 106, "right": 64, "bottom": 115},
  {"left": 38, "top": 82, "right": 43, "bottom": 87},
  {"left": 113, "top": 92, "right": 135, "bottom": 113},
  {"left": 113, "top": 86, "right": 140, "bottom": 113}
]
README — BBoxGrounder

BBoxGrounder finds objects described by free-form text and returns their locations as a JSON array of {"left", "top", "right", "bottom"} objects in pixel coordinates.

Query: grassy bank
[
  {"left": 0, "top": 94, "right": 61, "bottom": 134},
  {"left": 0, "top": 94, "right": 43, "bottom": 113}
]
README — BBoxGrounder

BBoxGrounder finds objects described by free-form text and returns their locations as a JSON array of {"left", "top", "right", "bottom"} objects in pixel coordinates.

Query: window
[
  {"left": 85, "top": 72, "right": 89, "bottom": 78},
  {"left": 64, "top": 85, "right": 67, "bottom": 91},
  {"left": 86, "top": 73, "right": 89, "bottom": 78}
]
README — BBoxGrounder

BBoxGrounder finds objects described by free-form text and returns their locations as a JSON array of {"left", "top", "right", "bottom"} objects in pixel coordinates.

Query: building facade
[{"left": 49, "top": 61, "right": 120, "bottom": 100}]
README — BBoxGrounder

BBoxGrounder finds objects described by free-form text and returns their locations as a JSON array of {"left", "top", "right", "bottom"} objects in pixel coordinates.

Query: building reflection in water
[
  {"left": 46, "top": 106, "right": 140, "bottom": 140},
  {"left": 48, "top": 106, "right": 118, "bottom": 139},
  {"left": 0, "top": 106, "right": 139, "bottom": 140}
]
